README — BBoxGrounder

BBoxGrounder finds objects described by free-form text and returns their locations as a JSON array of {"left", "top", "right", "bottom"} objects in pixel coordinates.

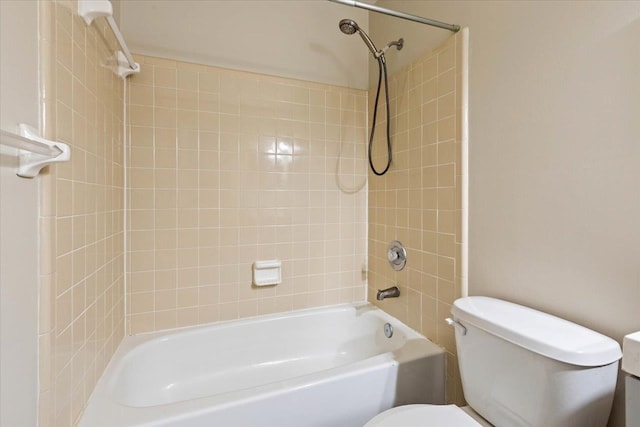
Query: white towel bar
[
  {"left": 78, "top": 0, "right": 140, "bottom": 79},
  {"left": 0, "top": 125, "right": 70, "bottom": 178}
]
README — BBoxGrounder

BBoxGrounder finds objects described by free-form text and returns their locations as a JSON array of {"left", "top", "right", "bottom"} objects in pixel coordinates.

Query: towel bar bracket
[
  {"left": 78, "top": 0, "right": 140, "bottom": 79},
  {"left": 15, "top": 124, "right": 70, "bottom": 178}
]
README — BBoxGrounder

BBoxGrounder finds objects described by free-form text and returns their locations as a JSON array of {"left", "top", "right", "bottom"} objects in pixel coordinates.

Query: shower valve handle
[{"left": 387, "top": 241, "right": 407, "bottom": 271}]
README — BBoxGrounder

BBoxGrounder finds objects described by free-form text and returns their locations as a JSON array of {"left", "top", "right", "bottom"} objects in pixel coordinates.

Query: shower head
[
  {"left": 338, "top": 18, "right": 379, "bottom": 57},
  {"left": 339, "top": 19, "right": 358, "bottom": 35}
]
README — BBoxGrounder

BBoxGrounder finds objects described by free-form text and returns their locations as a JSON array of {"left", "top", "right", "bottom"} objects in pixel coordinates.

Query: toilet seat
[{"left": 365, "top": 404, "right": 483, "bottom": 427}]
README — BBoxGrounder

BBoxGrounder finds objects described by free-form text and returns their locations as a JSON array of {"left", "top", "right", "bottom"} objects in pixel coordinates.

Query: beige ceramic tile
[
  {"left": 40, "top": 0, "right": 127, "bottom": 423},
  {"left": 126, "top": 55, "right": 367, "bottom": 335},
  {"left": 368, "top": 32, "right": 465, "bottom": 405}
]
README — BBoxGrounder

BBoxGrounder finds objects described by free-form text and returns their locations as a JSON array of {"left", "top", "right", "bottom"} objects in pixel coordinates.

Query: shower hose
[{"left": 368, "top": 56, "right": 392, "bottom": 176}]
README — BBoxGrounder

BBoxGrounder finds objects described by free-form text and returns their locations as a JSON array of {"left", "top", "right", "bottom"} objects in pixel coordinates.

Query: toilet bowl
[
  {"left": 366, "top": 296, "right": 622, "bottom": 427},
  {"left": 366, "top": 404, "right": 491, "bottom": 427}
]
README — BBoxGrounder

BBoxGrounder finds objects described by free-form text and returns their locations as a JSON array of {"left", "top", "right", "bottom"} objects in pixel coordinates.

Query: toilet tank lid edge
[{"left": 451, "top": 296, "right": 622, "bottom": 367}]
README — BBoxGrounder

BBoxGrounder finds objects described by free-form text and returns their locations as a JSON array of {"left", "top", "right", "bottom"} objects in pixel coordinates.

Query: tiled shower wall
[
  {"left": 367, "top": 32, "right": 466, "bottom": 404},
  {"left": 38, "top": 0, "right": 125, "bottom": 426},
  {"left": 126, "top": 55, "right": 368, "bottom": 333}
]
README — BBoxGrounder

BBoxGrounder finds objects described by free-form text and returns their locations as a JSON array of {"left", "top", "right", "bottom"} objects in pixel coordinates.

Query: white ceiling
[{"left": 119, "top": 0, "right": 371, "bottom": 89}]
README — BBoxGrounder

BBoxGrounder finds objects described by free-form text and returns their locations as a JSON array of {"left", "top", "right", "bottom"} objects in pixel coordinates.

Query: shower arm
[
  {"left": 370, "top": 39, "right": 404, "bottom": 64},
  {"left": 328, "top": 0, "right": 460, "bottom": 33},
  {"left": 379, "top": 39, "right": 403, "bottom": 56}
]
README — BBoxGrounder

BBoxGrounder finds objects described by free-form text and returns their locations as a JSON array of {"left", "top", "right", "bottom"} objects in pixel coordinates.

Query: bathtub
[{"left": 79, "top": 302, "right": 445, "bottom": 427}]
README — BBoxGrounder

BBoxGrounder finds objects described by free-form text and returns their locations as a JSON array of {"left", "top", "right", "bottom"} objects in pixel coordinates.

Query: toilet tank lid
[{"left": 451, "top": 297, "right": 622, "bottom": 367}]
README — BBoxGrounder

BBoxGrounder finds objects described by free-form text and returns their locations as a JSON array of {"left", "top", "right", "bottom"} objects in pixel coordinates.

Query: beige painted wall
[
  {"left": 371, "top": 1, "right": 640, "bottom": 425},
  {"left": 0, "top": 1, "right": 40, "bottom": 425},
  {"left": 119, "top": 0, "right": 370, "bottom": 89}
]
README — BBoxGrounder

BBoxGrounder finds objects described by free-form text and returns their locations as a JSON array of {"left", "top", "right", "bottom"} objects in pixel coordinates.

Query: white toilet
[{"left": 366, "top": 296, "right": 622, "bottom": 427}]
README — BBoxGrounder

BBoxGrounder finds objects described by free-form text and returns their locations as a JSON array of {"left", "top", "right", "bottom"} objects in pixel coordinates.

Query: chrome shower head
[
  {"left": 338, "top": 18, "right": 378, "bottom": 57},
  {"left": 339, "top": 19, "right": 359, "bottom": 35}
]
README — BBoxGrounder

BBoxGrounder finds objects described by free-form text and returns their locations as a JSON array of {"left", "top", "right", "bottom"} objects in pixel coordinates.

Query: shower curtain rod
[{"left": 328, "top": 0, "right": 460, "bottom": 33}]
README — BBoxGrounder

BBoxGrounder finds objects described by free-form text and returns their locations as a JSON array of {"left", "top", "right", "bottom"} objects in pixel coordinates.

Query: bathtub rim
[
  {"left": 79, "top": 302, "right": 445, "bottom": 427},
  {"left": 117, "top": 301, "right": 426, "bottom": 356}
]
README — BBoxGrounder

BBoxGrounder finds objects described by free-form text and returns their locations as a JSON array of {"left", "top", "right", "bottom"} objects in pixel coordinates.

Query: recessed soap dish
[{"left": 253, "top": 260, "right": 282, "bottom": 286}]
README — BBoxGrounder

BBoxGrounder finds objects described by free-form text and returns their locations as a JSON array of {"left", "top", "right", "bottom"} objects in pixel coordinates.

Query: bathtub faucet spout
[{"left": 377, "top": 286, "right": 400, "bottom": 301}]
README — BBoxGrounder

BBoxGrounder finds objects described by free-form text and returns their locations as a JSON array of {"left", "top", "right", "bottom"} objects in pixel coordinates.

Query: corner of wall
[
  {"left": 366, "top": 30, "right": 468, "bottom": 405},
  {"left": 37, "top": 0, "right": 126, "bottom": 425}
]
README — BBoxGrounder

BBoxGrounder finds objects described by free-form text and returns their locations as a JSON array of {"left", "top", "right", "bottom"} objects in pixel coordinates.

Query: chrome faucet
[{"left": 377, "top": 286, "right": 400, "bottom": 301}]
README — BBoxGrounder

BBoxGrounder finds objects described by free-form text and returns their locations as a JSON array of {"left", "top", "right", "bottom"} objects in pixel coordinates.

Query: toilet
[{"left": 366, "top": 296, "right": 622, "bottom": 427}]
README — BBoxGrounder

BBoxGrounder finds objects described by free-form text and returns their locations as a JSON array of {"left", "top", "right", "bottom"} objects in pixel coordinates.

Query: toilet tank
[{"left": 451, "top": 297, "right": 621, "bottom": 427}]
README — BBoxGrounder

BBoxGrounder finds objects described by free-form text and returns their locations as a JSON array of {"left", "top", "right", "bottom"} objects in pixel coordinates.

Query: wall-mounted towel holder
[
  {"left": 0, "top": 124, "right": 70, "bottom": 178},
  {"left": 77, "top": 0, "right": 140, "bottom": 79}
]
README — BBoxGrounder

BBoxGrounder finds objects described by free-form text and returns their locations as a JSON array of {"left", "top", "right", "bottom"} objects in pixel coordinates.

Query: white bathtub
[{"left": 79, "top": 303, "right": 445, "bottom": 427}]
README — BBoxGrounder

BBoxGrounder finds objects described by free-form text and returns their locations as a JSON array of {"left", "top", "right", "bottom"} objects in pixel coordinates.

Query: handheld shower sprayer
[
  {"left": 338, "top": 19, "right": 402, "bottom": 61},
  {"left": 339, "top": 19, "right": 378, "bottom": 57},
  {"left": 338, "top": 19, "right": 403, "bottom": 176}
]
